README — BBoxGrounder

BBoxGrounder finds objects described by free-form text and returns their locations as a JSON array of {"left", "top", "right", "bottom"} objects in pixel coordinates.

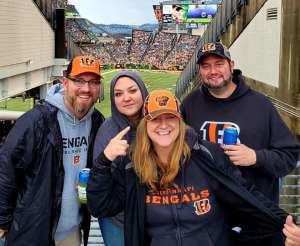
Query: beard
[
  {"left": 202, "top": 75, "right": 232, "bottom": 90},
  {"left": 65, "top": 94, "right": 95, "bottom": 115}
]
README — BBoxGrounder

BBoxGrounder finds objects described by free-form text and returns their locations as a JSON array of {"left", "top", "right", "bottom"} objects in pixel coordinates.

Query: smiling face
[
  {"left": 146, "top": 114, "right": 180, "bottom": 154},
  {"left": 63, "top": 72, "right": 100, "bottom": 119},
  {"left": 114, "top": 76, "right": 144, "bottom": 121},
  {"left": 199, "top": 54, "right": 234, "bottom": 90}
]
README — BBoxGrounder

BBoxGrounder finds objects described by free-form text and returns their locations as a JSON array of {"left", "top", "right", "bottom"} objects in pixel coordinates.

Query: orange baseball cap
[
  {"left": 66, "top": 55, "right": 103, "bottom": 78},
  {"left": 144, "top": 90, "right": 181, "bottom": 121}
]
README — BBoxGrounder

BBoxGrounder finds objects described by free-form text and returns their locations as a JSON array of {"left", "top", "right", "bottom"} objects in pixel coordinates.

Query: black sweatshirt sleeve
[
  {"left": 197, "top": 141, "right": 288, "bottom": 236},
  {"left": 255, "top": 105, "right": 300, "bottom": 177},
  {"left": 87, "top": 152, "right": 125, "bottom": 218},
  {"left": 217, "top": 147, "right": 287, "bottom": 224}
]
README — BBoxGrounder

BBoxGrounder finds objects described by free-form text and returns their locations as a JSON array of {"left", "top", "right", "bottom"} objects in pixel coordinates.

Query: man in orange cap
[
  {"left": 0, "top": 55, "right": 105, "bottom": 246},
  {"left": 63, "top": 55, "right": 104, "bottom": 119}
]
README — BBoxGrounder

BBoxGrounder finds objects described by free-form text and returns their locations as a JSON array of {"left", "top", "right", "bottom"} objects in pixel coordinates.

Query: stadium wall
[
  {"left": 229, "top": 0, "right": 281, "bottom": 88},
  {"left": 0, "top": 0, "right": 55, "bottom": 78},
  {"left": 222, "top": 0, "right": 300, "bottom": 135}
]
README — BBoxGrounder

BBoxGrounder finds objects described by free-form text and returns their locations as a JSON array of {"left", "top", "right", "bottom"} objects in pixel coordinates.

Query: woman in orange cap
[{"left": 88, "top": 90, "right": 294, "bottom": 246}]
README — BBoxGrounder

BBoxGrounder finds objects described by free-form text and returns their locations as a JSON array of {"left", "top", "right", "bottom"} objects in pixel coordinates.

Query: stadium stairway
[
  {"left": 139, "top": 33, "right": 155, "bottom": 63},
  {"left": 279, "top": 162, "right": 300, "bottom": 224},
  {"left": 163, "top": 34, "right": 179, "bottom": 63},
  {"left": 84, "top": 217, "right": 104, "bottom": 246}
]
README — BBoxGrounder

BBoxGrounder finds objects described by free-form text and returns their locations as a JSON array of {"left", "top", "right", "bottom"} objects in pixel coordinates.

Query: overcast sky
[{"left": 68, "top": 0, "right": 161, "bottom": 25}]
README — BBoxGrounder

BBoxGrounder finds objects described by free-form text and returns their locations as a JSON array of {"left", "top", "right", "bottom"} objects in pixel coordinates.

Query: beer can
[
  {"left": 79, "top": 168, "right": 90, "bottom": 185},
  {"left": 78, "top": 168, "right": 90, "bottom": 204},
  {"left": 223, "top": 127, "right": 238, "bottom": 145}
]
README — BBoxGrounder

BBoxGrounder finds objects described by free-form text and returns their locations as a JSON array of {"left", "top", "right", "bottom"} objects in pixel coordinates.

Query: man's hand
[
  {"left": 284, "top": 215, "right": 300, "bottom": 246},
  {"left": 104, "top": 126, "right": 130, "bottom": 161},
  {"left": 221, "top": 143, "right": 256, "bottom": 166},
  {"left": 0, "top": 228, "right": 6, "bottom": 239}
]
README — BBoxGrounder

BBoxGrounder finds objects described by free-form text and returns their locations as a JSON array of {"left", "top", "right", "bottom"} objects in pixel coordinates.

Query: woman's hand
[
  {"left": 283, "top": 215, "right": 300, "bottom": 246},
  {"left": 0, "top": 228, "right": 6, "bottom": 239},
  {"left": 104, "top": 126, "right": 130, "bottom": 161}
]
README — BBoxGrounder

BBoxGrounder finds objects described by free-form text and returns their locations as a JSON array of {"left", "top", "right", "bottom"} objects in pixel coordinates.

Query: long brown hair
[{"left": 132, "top": 117, "right": 191, "bottom": 191}]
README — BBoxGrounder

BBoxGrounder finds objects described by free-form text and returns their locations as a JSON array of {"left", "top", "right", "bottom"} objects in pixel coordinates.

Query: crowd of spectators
[
  {"left": 53, "top": 0, "right": 67, "bottom": 8},
  {"left": 66, "top": 19, "right": 97, "bottom": 44},
  {"left": 75, "top": 18, "right": 98, "bottom": 42},
  {"left": 66, "top": 25, "right": 200, "bottom": 70},
  {"left": 143, "top": 32, "right": 176, "bottom": 68},
  {"left": 128, "top": 30, "right": 152, "bottom": 64},
  {"left": 80, "top": 44, "right": 113, "bottom": 64},
  {"left": 105, "top": 40, "right": 129, "bottom": 64},
  {"left": 163, "top": 34, "right": 199, "bottom": 69}
]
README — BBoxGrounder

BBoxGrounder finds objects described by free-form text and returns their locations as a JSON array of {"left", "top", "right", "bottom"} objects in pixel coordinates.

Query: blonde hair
[{"left": 132, "top": 117, "right": 190, "bottom": 191}]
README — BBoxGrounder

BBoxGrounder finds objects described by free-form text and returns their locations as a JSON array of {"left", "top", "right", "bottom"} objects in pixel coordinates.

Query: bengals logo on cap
[
  {"left": 68, "top": 55, "right": 102, "bottom": 77},
  {"left": 144, "top": 90, "right": 181, "bottom": 120},
  {"left": 201, "top": 43, "right": 216, "bottom": 53},
  {"left": 156, "top": 96, "right": 169, "bottom": 107},
  {"left": 197, "top": 42, "right": 231, "bottom": 64},
  {"left": 79, "top": 57, "right": 97, "bottom": 67}
]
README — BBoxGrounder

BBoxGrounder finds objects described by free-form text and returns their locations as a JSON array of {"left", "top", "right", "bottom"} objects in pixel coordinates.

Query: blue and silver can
[
  {"left": 79, "top": 168, "right": 90, "bottom": 184},
  {"left": 223, "top": 127, "right": 238, "bottom": 145},
  {"left": 78, "top": 168, "right": 90, "bottom": 204}
]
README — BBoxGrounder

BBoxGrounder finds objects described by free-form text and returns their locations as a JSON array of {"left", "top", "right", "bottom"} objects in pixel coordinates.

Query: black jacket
[
  {"left": 0, "top": 103, "right": 104, "bottom": 246},
  {"left": 87, "top": 137, "right": 288, "bottom": 246},
  {"left": 181, "top": 70, "right": 300, "bottom": 202}
]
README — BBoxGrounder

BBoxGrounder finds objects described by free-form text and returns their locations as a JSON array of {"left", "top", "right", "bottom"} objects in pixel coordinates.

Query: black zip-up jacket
[
  {"left": 181, "top": 70, "right": 300, "bottom": 203},
  {"left": 87, "top": 136, "right": 288, "bottom": 246},
  {"left": 0, "top": 102, "right": 104, "bottom": 246}
]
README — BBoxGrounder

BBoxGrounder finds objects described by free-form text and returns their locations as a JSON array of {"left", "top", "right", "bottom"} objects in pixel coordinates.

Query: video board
[{"left": 162, "top": 4, "right": 218, "bottom": 24}]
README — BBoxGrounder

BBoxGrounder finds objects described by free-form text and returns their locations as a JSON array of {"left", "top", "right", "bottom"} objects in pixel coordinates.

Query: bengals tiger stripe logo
[
  {"left": 156, "top": 96, "right": 169, "bottom": 106},
  {"left": 200, "top": 121, "right": 240, "bottom": 144},
  {"left": 194, "top": 198, "right": 211, "bottom": 215},
  {"left": 80, "top": 57, "right": 96, "bottom": 67},
  {"left": 201, "top": 43, "right": 216, "bottom": 52}
]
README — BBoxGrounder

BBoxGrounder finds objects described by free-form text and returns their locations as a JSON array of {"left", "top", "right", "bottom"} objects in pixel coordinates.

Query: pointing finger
[{"left": 114, "top": 126, "right": 130, "bottom": 140}]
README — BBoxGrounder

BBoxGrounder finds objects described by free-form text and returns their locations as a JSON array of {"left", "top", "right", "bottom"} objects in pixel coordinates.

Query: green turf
[
  {"left": 0, "top": 70, "right": 180, "bottom": 118},
  {"left": 0, "top": 97, "right": 35, "bottom": 112}
]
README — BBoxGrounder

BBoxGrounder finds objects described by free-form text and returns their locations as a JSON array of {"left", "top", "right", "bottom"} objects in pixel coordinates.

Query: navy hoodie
[
  {"left": 93, "top": 71, "right": 149, "bottom": 225},
  {"left": 87, "top": 132, "right": 288, "bottom": 246},
  {"left": 181, "top": 69, "right": 300, "bottom": 202}
]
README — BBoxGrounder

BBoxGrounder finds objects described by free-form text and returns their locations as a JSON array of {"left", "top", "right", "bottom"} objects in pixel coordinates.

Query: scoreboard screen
[{"left": 162, "top": 4, "right": 218, "bottom": 24}]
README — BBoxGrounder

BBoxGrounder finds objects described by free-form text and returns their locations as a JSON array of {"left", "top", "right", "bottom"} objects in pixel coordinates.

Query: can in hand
[
  {"left": 223, "top": 127, "right": 238, "bottom": 145},
  {"left": 78, "top": 168, "right": 90, "bottom": 204}
]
